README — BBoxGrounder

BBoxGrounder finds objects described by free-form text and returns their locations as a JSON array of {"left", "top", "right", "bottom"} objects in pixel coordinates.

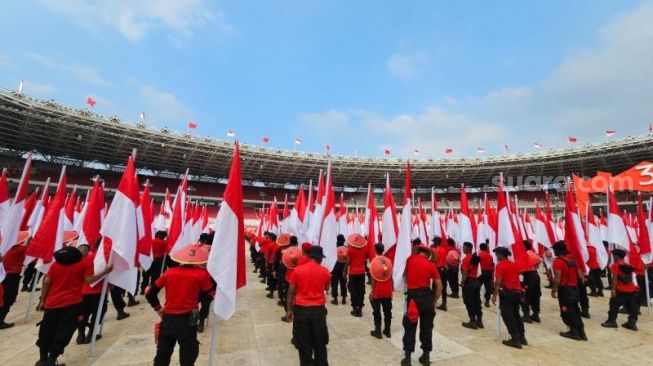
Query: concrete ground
[{"left": 1, "top": 260, "right": 652, "bottom": 366}]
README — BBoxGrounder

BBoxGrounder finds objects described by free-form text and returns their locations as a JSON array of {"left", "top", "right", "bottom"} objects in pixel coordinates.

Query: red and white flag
[
  {"left": 533, "top": 142, "right": 543, "bottom": 149},
  {"left": 262, "top": 137, "right": 270, "bottom": 144},
  {"left": 534, "top": 200, "right": 552, "bottom": 250},
  {"left": 337, "top": 193, "right": 349, "bottom": 237},
  {"left": 563, "top": 183, "right": 589, "bottom": 273},
  {"left": 164, "top": 188, "right": 173, "bottom": 219},
  {"left": 428, "top": 188, "right": 445, "bottom": 245},
  {"left": 207, "top": 142, "right": 246, "bottom": 320},
  {"left": 26, "top": 166, "right": 67, "bottom": 273},
  {"left": 476, "top": 147, "right": 486, "bottom": 154},
  {"left": 325, "top": 144, "right": 331, "bottom": 152},
  {"left": 153, "top": 202, "right": 167, "bottom": 233},
  {"left": 317, "top": 160, "right": 338, "bottom": 270},
  {"left": 382, "top": 174, "right": 399, "bottom": 261},
  {"left": 77, "top": 178, "right": 104, "bottom": 247},
  {"left": 364, "top": 183, "right": 380, "bottom": 259},
  {"left": 167, "top": 172, "right": 190, "bottom": 254},
  {"left": 294, "top": 138, "right": 302, "bottom": 145},
  {"left": 568, "top": 136, "right": 577, "bottom": 143},
  {"left": 137, "top": 180, "right": 154, "bottom": 270},
  {"left": 63, "top": 185, "right": 77, "bottom": 231},
  {"left": 227, "top": 130, "right": 236, "bottom": 137},
  {"left": 268, "top": 197, "right": 280, "bottom": 234},
  {"left": 392, "top": 162, "right": 413, "bottom": 291},
  {"left": 0, "top": 170, "right": 11, "bottom": 232},
  {"left": 496, "top": 174, "right": 530, "bottom": 271},
  {"left": 20, "top": 188, "right": 39, "bottom": 231},
  {"left": 27, "top": 178, "right": 50, "bottom": 235},
  {"left": 307, "top": 171, "right": 326, "bottom": 243},
  {"left": 95, "top": 153, "right": 144, "bottom": 294},
  {"left": 458, "top": 184, "right": 475, "bottom": 247},
  {"left": 86, "top": 96, "right": 96, "bottom": 107},
  {"left": 587, "top": 208, "right": 608, "bottom": 269},
  {"left": 636, "top": 193, "right": 651, "bottom": 264},
  {"left": 606, "top": 187, "right": 629, "bottom": 251},
  {"left": 384, "top": 149, "right": 391, "bottom": 156},
  {"left": 287, "top": 185, "right": 306, "bottom": 237},
  {"left": 200, "top": 205, "right": 209, "bottom": 234},
  {"left": 605, "top": 129, "right": 616, "bottom": 137},
  {"left": 445, "top": 147, "right": 453, "bottom": 154},
  {"left": 188, "top": 121, "right": 198, "bottom": 129}
]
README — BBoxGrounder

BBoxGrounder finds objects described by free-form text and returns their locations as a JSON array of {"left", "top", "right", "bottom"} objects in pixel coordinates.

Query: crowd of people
[{"left": 0, "top": 226, "right": 651, "bottom": 366}]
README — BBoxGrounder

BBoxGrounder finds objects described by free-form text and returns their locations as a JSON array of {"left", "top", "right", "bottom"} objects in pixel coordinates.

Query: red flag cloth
[
  {"left": 207, "top": 142, "right": 246, "bottom": 320},
  {"left": 636, "top": 193, "right": 651, "bottom": 261},
  {"left": 568, "top": 136, "right": 577, "bottom": 143},
  {"left": 605, "top": 129, "right": 616, "bottom": 137},
  {"left": 563, "top": 184, "right": 589, "bottom": 273},
  {"left": 80, "top": 179, "right": 104, "bottom": 247},
  {"left": 384, "top": 149, "right": 391, "bottom": 155},
  {"left": 138, "top": 180, "right": 153, "bottom": 270},
  {"left": 86, "top": 97, "right": 96, "bottom": 107},
  {"left": 445, "top": 148, "right": 453, "bottom": 154},
  {"left": 262, "top": 137, "right": 270, "bottom": 143},
  {"left": 188, "top": 121, "right": 198, "bottom": 129}
]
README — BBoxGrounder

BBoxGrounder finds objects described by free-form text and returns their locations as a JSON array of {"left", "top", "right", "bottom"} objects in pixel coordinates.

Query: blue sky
[{"left": 1, "top": 0, "right": 652, "bottom": 158}]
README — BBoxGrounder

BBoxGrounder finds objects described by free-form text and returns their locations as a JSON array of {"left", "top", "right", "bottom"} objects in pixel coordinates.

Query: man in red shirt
[
  {"left": 345, "top": 233, "right": 368, "bottom": 317},
  {"left": 478, "top": 242, "right": 494, "bottom": 308},
  {"left": 520, "top": 241, "right": 542, "bottom": 323},
  {"left": 0, "top": 234, "right": 28, "bottom": 329},
  {"left": 145, "top": 243, "right": 214, "bottom": 366},
  {"left": 263, "top": 233, "right": 279, "bottom": 298},
  {"left": 287, "top": 245, "right": 331, "bottom": 366},
  {"left": 461, "top": 242, "right": 482, "bottom": 330},
  {"left": 551, "top": 241, "right": 587, "bottom": 341},
  {"left": 36, "top": 246, "right": 112, "bottom": 366},
  {"left": 431, "top": 237, "right": 449, "bottom": 311},
  {"left": 601, "top": 248, "right": 640, "bottom": 331},
  {"left": 401, "top": 245, "right": 442, "bottom": 366},
  {"left": 141, "top": 231, "right": 168, "bottom": 295},
  {"left": 586, "top": 245, "right": 604, "bottom": 297},
  {"left": 445, "top": 238, "right": 460, "bottom": 299},
  {"left": 492, "top": 246, "right": 526, "bottom": 349},
  {"left": 369, "top": 243, "right": 393, "bottom": 339},
  {"left": 75, "top": 243, "right": 110, "bottom": 344}
]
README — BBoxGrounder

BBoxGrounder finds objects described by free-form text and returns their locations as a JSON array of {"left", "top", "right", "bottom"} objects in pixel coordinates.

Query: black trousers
[
  {"left": 480, "top": 270, "right": 493, "bottom": 302},
  {"left": 278, "top": 277, "right": 289, "bottom": 307},
  {"left": 558, "top": 286, "right": 584, "bottom": 331},
  {"left": 110, "top": 286, "right": 127, "bottom": 311},
  {"left": 370, "top": 298, "right": 392, "bottom": 331},
  {"left": 446, "top": 267, "right": 459, "bottom": 296},
  {"left": 155, "top": 313, "right": 199, "bottom": 366},
  {"left": 37, "top": 303, "right": 81, "bottom": 357},
  {"left": 22, "top": 262, "right": 37, "bottom": 289},
  {"left": 330, "top": 262, "right": 347, "bottom": 299},
  {"left": 402, "top": 289, "right": 435, "bottom": 353},
  {"left": 462, "top": 278, "right": 482, "bottom": 321},
  {"left": 637, "top": 275, "right": 647, "bottom": 305},
  {"left": 348, "top": 274, "right": 366, "bottom": 310},
  {"left": 588, "top": 268, "right": 604, "bottom": 295},
  {"left": 0, "top": 273, "right": 20, "bottom": 323},
  {"left": 520, "top": 271, "right": 541, "bottom": 316},
  {"left": 78, "top": 293, "right": 108, "bottom": 337},
  {"left": 499, "top": 289, "right": 524, "bottom": 337},
  {"left": 608, "top": 291, "right": 640, "bottom": 324},
  {"left": 141, "top": 257, "right": 163, "bottom": 292},
  {"left": 266, "top": 263, "right": 277, "bottom": 292},
  {"left": 577, "top": 281, "right": 589, "bottom": 313},
  {"left": 292, "top": 305, "right": 329, "bottom": 366},
  {"left": 437, "top": 267, "right": 448, "bottom": 305}
]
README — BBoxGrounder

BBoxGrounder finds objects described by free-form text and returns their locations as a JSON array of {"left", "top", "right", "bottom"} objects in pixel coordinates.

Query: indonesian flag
[
  {"left": 138, "top": 180, "right": 154, "bottom": 270},
  {"left": 262, "top": 137, "right": 270, "bottom": 144},
  {"left": 164, "top": 188, "right": 173, "bottom": 219},
  {"left": 364, "top": 183, "right": 380, "bottom": 259},
  {"left": 458, "top": 185, "right": 475, "bottom": 247},
  {"left": 187, "top": 121, "right": 198, "bottom": 129},
  {"left": 496, "top": 174, "right": 530, "bottom": 271},
  {"left": 26, "top": 166, "right": 67, "bottom": 274},
  {"left": 200, "top": 205, "right": 209, "bottom": 233},
  {"left": 280, "top": 194, "right": 289, "bottom": 232},
  {"left": 77, "top": 178, "right": 104, "bottom": 247},
  {"left": 563, "top": 183, "right": 589, "bottom": 273},
  {"left": 534, "top": 200, "right": 552, "bottom": 249},
  {"left": 227, "top": 130, "right": 236, "bottom": 137},
  {"left": 207, "top": 142, "right": 246, "bottom": 320},
  {"left": 307, "top": 170, "right": 325, "bottom": 243},
  {"left": 445, "top": 148, "right": 453, "bottom": 154},
  {"left": 392, "top": 162, "right": 413, "bottom": 291},
  {"left": 476, "top": 147, "right": 486, "bottom": 154},
  {"left": 533, "top": 142, "right": 543, "bottom": 149},
  {"left": 300, "top": 180, "right": 313, "bottom": 241},
  {"left": 384, "top": 149, "right": 391, "bottom": 156},
  {"left": 20, "top": 188, "right": 39, "bottom": 231},
  {"left": 191, "top": 202, "right": 202, "bottom": 243},
  {"left": 605, "top": 129, "right": 616, "bottom": 137},
  {"left": 167, "top": 172, "right": 189, "bottom": 254},
  {"left": 153, "top": 202, "right": 167, "bottom": 233},
  {"left": 599, "top": 209, "right": 608, "bottom": 242},
  {"left": 63, "top": 185, "right": 77, "bottom": 231},
  {"left": 428, "top": 188, "right": 443, "bottom": 244},
  {"left": 636, "top": 193, "right": 651, "bottom": 264},
  {"left": 337, "top": 193, "right": 350, "bottom": 237},
  {"left": 294, "top": 138, "right": 302, "bottom": 145},
  {"left": 86, "top": 96, "right": 96, "bottom": 107},
  {"left": 418, "top": 198, "right": 429, "bottom": 244},
  {"left": 568, "top": 136, "right": 577, "bottom": 143},
  {"left": 484, "top": 195, "right": 497, "bottom": 247},
  {"left": 382, "top": 174, "right": 399, "bottom": 261},
  {"left": 587, "top": 209, "right": 609, "bottom": 269},
  {"left": 606, "top": 187, "right": 629, "bottom": 251},
  {"left": 0, "top": 156, "right": 32, "bottom": 282},
  {"left": 317, "top": 160, "right": 338, "bottom": 271},
  {"left": 287, "top": 185, "right": 306, "bottom": 237},
  {"left": 475, "top": 200, "right": 486, "bottom": 245},
  {"left": 27, "top": 178, "right": 50, "bottom": 235},
  {"left": 268, "top": 197, "right": 280, "bottom": 234},
  {"left": 544, "top": 192, "right": 559, "bottom": 241},
  {"left": 95, "top": 153, "right": 144, "bottom": 294}
]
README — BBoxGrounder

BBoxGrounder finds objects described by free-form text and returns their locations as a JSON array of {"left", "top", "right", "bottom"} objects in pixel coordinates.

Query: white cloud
[
  {"left": 137, "top": 84, "right": 194, "bottom": 124},
  {"left": 40, "top": 0, "right": 226, "bottom": 42},
  {"left": 26, "top": 52, "right": 110, "bottom": 86},
  {"left": 387, "top": 52, "right": 429, "bottom": 79}
]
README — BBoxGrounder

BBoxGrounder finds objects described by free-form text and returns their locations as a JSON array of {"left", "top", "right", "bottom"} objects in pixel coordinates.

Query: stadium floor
[{"left": 1, "top": 259, "right": 652, "bottom": 366}]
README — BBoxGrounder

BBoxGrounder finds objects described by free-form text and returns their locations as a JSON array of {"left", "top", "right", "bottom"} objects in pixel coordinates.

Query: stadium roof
[{"left": 1, "top": 87, "right": 652, "bottom": 189}]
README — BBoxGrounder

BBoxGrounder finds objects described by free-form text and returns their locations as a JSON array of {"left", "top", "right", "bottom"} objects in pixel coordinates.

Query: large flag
[
  {"left": 0, "top": 170, "right": 10, "bottom": 237},
  {"left": 587, "top": 208, "right": 608, "bottom": 269},
  {"left": 428, "top": 188, "right": 443, "bottom": 243},
  {"left": 363, "top": 183, "right": 380, "bottom": 258},
  {"left": 534, "top": 200, "right": 552, "bottom": 250},
  {"left": 207, "top": 143, "right": 246, "bottom": 319},
  {"left": 563, "top": 183, "right": 589, "bottom": 273},
  {"left": 382, "top": 174, "right": 399, "bottom": 261},
  {"left": 496, "top": 174, "right": 530, "bottom": 270},
  {"left": 153, "top": 202, "right": 167, "bottom": 233},
  {"left": 458, "top": 184, "right": 475, "bottom": 247},
  {"left": 27, "top": 178, "right": 50, "bottom": 235},
  {"left": 287, "top": 185, "right": 306, "bottom": 236},
  {"left": 167, "top": 172, "right": 189, "bottom": 254},
  {"left": 63, "top": 185, "right": 77, "bottom": 231},
  {"left": 307, "top": 170, "right": 325, "bottom": 243},
  {"left": 337, "top": 193, "right": 350, "bottom": 237},
  {"left": 95, "top": 153, "right": 144, "bottom": 294},
  {"left": 164, "top": 188, "right": 173, "bottom": 219},
  {"left": 317, "top": 160, "right": 338, "bottom": 271},
  {"left": 299, "top": 180, "right": 313, "bottom": 241},
  {"left": 544, "top": 192, "right": 558, "bottom": 241},
  {"left": 392, "top": 162, "right": 413, "bottom": 291},
  {"left": 636, "top": 193, "right": 651, "bottom": 264},
  {"left": 268, "top": 197, "right": 280, "bottom": 234},
  {"left": 138, "top": 180, "right": 153, "bottom": 270},
  {"left": 416, "top": 198, "right": 429, "bottom": 245},
  {"left": 26, "top": 167, "right": 67, "bottom": 273},
  {"left": 78, "top": 178, "right": 104, "bottom": 247},
  {"left": 606, "top": 187, "right": 629, "bottom": 251},
  {"left": 20, "top": 187, "right": 39, "bottom": 231}
]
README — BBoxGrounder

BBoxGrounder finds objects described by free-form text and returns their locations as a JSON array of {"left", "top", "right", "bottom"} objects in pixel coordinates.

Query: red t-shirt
[
  {"left": 495, "top": 260, "right": 522, "bottom": 291},
  {"left": 461, "top": 253, "right": 479, "bottom": 279},
  {"left": 434, "top": 246, "right": 448, "bottom": 268},
  {"left": 405, "top": 254, "right": 440, "bottom": 290},
  {"left": 2, "top": 245, "right": 26, "bottom": 274},
  {"left": 267, "top": 244, "right": 282, "bottom": 264},
  {"left": 81, "top": 252, "right": 103, "bottom": 295},
  {"left": 152, "top": 238, "right": 168, "bottom": 258},
  {"left": 611, "top": 262, "right": 638, "bottom": 293},
  {"left": 154, "top": 266, "right": 214, "bottom": 314},
  {"left": 289, "top": 260, "right": 330, "bottom": 306},
  {"left": 478, "top": 251, "right": 494, "bottom": 271},
  {"left": 347, "top": 246, "right": 368, "bottom": 275},
  {"left": 553, "top": 255, "right": 578, "bottom": 287},
  {"left": 586, "top": 246, "right": 599, "bottom": 270},
  {"left": 372, "top": 278, "right": 393, "bottom": 299},
  {"left": 44, "top": 260, "right": 87, "bottom": 309}
]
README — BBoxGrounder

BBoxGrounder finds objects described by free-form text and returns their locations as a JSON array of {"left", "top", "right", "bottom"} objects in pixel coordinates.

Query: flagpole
[
  {"left": 207, "top": 315, "right": 219, "bottom": 365},
  {"left": 24, "top": 271, "right": 41, "bottom": 321},
  {"left": 89, "top": 252, "right": 112, "bottom": 357},
  {"left": 645, "top": 269, "right": 651, "bottom": 314}
]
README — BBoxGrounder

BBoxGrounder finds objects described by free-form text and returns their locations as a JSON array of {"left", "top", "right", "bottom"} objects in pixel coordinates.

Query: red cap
[
  {"left": 276, "top": 233, "right": 291, "bottom": 246},
  {"left": 370, "top": 255, "right": 393, "bottom": 282},
  {"left": 301, "top": 242, "right": 313, "bottom": 253},
  {"left": 171, "top": 243, "right": 209, "bottom": 264},
  {"left": 347, "top": 233, "right": 367, "bottom": 248}
]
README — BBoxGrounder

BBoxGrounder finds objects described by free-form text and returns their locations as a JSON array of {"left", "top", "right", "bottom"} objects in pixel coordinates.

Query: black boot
[
  {"left": 484, "top": 299, "right": 490, "bottom": 308},
  {"left": 622, "top": 321, "right": 638, "bottom": 331},
  {"left": 462, "top": 319, "right": 478, "bottom": 329},
  {"left": 342, "top": 297, "right": 347, "bottom": 305},
  {"left": 383, "top": 320, "right": 391, "bottom": 338},
  {"left": 579, "top": 327, "right": 588, "bottom": 341},
  {"left": 476, "top": 314, "right": 484, "bottom": 329},
  {"left": 436, "top": 303, "right": 447, "bottom": 311},
  {"left": 601, "top": 319, "right": 618, "bottom": 328},
  {"left": 418, "top": 351, "right": 430, "bottom": 365},
  {"left": 521, "top": 314, "right": 532, "bottom": 323},
  {"left": 502, "top": 334, "right": 522, "bottom": 349},
  {"left": 580, "top": 310, "right": 590, "bottom": 319},
  {"left": 559, "top": 328, "right": 582, "bottom": 341},
  {"left": 519, "top": 334, "right": 528, "bottom": 346},
  {"left": 331, "top": 298, "right": 338, "bottom": 305},
  {"left": 116, "top": 309, "right": 130, "bottom": 320},
  {"left": 401, "top": 352, "right": 412, "bottom": 366},
  {"left": 197, "top": 318, "right": 205, "bottom": 333},
  {"left": 75, "top": 329, "right": 86, "bottom": 345},
  {"left": 531, "top": 313, "right": 541, "bottom": 323},
  {"left": 370, "top": 328, "right": 382, "bottom": 339},
  {"left": 35, "top": 349, "right": 48, "bottom": 366}
]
